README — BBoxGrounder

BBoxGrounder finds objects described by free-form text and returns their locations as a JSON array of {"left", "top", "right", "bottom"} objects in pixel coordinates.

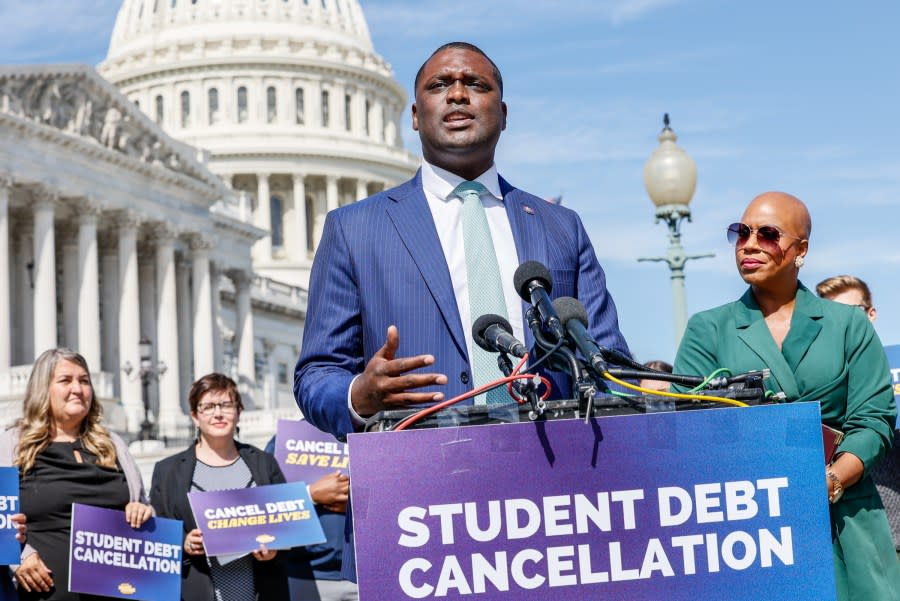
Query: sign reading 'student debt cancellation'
[
  {"left": 349, "top": 402, "right": 835, "bottom": 601},
  {"left": 68, "top": 504, "right": 183, "bottom": 601}
]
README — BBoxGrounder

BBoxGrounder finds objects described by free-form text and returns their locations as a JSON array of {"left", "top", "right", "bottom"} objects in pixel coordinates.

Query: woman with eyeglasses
[
  {"left": 673, "top": 191, "right": 900, "bottom": 600},
  {"left": 149, "top": 373, "right": 288, "bottom": 600}
]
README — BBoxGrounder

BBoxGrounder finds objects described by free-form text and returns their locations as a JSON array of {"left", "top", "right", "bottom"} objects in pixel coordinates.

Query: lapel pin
[{"left": 523, "top": 205, "right": 534, "bottom": 215}]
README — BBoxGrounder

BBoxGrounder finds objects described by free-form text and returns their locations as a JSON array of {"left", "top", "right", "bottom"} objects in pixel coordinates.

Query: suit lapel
[
  {"left": 385, "top": 174, "right": 468, "bottom": 358},
  {"left": 734, "top": 291, "right": 800, "bottom": 399},
  {"left": 781, "top": 285, "right": 824, "bottom": 373},
  {"left": 501, "top": 179, "right": 548, "bottom": 349}
]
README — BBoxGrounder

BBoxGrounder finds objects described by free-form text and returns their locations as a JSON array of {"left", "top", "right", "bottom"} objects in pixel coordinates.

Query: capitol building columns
[
  {"left": 0, "top": 177, "right": 10, "bottom": 370},
  {"left": 117, "top": 212, "right": 143, "bottom": 432},
  {"left": 153, "top": 225, "right": 181, "bottom": 439},
  {"left": 291, "top": 173, "right": 308, "bottom": 258},
  {"left": 32, "top": 189, "right": 58, "bottom": 355},
  {"left": 15, "top": 216, "right": 35, "bottom": 364},
  {"left": 232, "top": 269, "right": 257, "bottom": 398},
  {"left": 77, "top": 202, "right": 102, "bottom": 370},
  {"left": 191, "top": 235, "right": 215, "bottom": 381},
  {"left": 254, "top": 173, "right": 272, "bottom": 261}
]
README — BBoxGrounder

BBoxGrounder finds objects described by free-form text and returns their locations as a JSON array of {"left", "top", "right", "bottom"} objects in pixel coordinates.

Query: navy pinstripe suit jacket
[{"left": 293, "top": 170, "right": 630, "bottom": 441}]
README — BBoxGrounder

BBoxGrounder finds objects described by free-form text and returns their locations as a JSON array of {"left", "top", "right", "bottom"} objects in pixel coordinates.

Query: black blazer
[{"left": 150, "top": 442, "right": 289, "bottom": 601}]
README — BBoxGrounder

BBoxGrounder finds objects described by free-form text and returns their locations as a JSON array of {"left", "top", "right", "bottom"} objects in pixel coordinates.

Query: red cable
[{"left": 393, "top": 353, "right": 551, "bottom": 431}]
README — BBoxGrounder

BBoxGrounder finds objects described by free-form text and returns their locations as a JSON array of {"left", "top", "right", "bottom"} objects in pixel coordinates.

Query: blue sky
[{"left": 2, "top": 0, "right": 899, "bottom": 363}]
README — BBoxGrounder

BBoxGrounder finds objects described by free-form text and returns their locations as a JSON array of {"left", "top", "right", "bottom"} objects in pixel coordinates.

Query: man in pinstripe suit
[
  {"left": 294, "top": 40, "right": 630, "bottom": 442},
  {"left": 293, "top": 40, "right": 630, "bottom": 581}
]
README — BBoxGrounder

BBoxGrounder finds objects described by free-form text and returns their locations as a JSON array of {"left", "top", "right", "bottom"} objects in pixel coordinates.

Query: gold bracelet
[{"left": 826, "top": 468, "right": 844, "bottom": 504}]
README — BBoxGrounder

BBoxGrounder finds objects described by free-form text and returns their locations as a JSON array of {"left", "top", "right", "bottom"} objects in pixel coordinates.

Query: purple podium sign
[
  {"left": 188, "top": 481, "right": 325, "bottom": 556},
  {"left": 349, "top": 402, "right": 835, "bottom": 601},
  {"left": 0, "top": 467, "right": 19, "bottom": 565},
  {"left": 69, "top": 504, "right": 182, "bottom": 601},
  {"left": 274, "top": 419, "right": 349, "bottom": 482}
]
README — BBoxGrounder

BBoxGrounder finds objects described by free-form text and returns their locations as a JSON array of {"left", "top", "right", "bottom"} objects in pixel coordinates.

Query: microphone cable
[
  {"left": 392, "top": 354, "right": 551, "bottom": 431},
  {"left": 600, "top": 371, "right": 749, "bottom": 408}
]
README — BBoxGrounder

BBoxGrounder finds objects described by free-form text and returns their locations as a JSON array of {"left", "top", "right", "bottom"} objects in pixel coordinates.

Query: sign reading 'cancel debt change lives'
[{"left": 348, "top": 402, "right": 835, "bottom": 601}]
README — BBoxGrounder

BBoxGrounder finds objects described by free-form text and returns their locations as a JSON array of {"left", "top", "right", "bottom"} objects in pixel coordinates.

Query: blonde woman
[{"left": 0, "top": 348, "right": 152, "bottom": 600}]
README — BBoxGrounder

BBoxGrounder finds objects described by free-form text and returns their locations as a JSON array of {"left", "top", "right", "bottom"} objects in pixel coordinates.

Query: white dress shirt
[
  {"left": 349, "top": 162, "right": 525, "bottom": 423},
  {"left": 420, "top": 160, "right": 525, "bottom": 356}
]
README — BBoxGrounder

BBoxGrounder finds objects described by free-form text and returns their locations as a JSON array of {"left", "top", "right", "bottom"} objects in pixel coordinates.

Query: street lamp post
[
  {"left": 123, "top": 337, "right": 167, "bottom": 441},
  {"left": 638, "top": 114, "right": 714, "bottom": 348},
  {"left": 137, "top": 338, "right": 155, "bottom": 441}
]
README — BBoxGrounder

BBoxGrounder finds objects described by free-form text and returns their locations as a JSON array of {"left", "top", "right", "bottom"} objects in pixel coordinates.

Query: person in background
[
  {"left": 638, "top": 359, "right": 673, "bottom": 393},
  {"left": 639, "top": 359, "right": 674, "bottom": 413},
  {"left": 816, "top": 275, "right": 877, "bottom": 323},
  {"left": 817, "top": 274, "right": 900, "bottom": 561},
  {"left": 674, "top": 191, "right": 900, "bottom": 600},
  {"left": 150, "top": 373, "right": 288, "bottom": 600},
  {"left": 264, "top": 436, "right": 356, "bottom": 601},
  {"left": 0, "top": 348, "right": 153, "bottom": 600}
]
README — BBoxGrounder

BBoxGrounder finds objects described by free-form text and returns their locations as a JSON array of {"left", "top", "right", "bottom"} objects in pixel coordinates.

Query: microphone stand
[
  {"left": 524, "top": 307, "right": 603, "bottom": 420},
  {"left": 496, "top": 353, "right": 545, "bottom": 419}
]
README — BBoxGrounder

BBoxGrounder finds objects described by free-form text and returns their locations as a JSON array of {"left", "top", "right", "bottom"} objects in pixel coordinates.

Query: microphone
[
  {"left": 473, "top": 314, "right": 527, "bottom": 358},
  {"left": 552, "top": 296, "right": 608, "bottom": 377},
  {"left": 513, "top": 261, "right": 565, "bottom": 340}
]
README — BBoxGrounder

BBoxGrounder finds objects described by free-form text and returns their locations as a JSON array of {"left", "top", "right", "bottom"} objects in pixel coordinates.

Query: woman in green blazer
[{"left": 674, "top": 191, "right": 900, "bottom": 601}]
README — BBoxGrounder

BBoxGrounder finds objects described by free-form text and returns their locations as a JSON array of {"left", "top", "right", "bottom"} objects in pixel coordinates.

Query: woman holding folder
[
  {"left": 674, "top": 192, "right": 900, "bottom": 600},
  {"left": 150, "top": 373, "right": 288, "bottom": 600}
]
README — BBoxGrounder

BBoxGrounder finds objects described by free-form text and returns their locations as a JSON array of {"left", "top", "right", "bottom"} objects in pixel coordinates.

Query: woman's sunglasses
[{"left": 726, "top": 223, "right": 804, "bottom": 253}]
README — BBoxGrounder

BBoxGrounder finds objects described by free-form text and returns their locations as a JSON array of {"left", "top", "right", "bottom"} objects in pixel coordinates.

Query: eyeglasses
[
  {"left": 196, "top": 400, "right": 238, "bottom": 415},
  {"left": 726, "top": 222, "right": 805, "bottom": 253}
]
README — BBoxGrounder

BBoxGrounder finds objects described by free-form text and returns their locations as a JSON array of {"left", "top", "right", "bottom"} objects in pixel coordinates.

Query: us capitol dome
[{"left": 100, "top": 0, "right": 419, "bottom": 287}]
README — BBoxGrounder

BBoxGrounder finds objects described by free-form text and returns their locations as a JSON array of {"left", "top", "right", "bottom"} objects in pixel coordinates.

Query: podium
[
  {"left": 365, "top": 391, "right": 761, "bottom": 432},
  {"left": 348, "top": 402, "right": 836, "bottom": 601}
]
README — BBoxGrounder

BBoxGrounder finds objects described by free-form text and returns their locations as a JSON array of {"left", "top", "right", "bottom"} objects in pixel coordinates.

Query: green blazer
[
  {"left": 674, "top": 283, "right": 896, "bottom": 473},
  {"left": 674, "top": 283, "right": 900, "bottom": 600}
]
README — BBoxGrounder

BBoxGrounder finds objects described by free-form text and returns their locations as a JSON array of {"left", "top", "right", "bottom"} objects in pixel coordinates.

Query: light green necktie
[{"left": 454, "top": 180, "right": 509, "bottom": 405}]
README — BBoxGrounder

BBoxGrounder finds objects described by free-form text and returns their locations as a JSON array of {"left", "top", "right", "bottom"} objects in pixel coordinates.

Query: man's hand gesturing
[{"left": 351, "top": 326, "right": 448, "bottom": 417}]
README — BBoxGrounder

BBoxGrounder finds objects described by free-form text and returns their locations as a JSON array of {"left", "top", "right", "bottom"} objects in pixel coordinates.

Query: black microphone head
[
  {"left": 552, "top": 296, "right": 589, "bottom": 328},
  {"left": 472, "top": 314, "right": 513, "bottom": 351},
  {"left": 513, "top": 261, "right": 553, "bottom": 301}
]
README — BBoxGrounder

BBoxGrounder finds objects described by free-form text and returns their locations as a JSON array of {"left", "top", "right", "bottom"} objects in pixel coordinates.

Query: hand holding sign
[
  {"left": 310, "top": 471, "right": 350, "bottom": 513},
  {"left": 184, "top": 528, "right": 205, "bottom": 556},
  {"left": 124, "top": 502, "right": 154, "bottom": 529}
]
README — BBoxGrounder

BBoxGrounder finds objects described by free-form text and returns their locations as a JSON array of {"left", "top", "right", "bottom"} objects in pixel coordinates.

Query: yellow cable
[{"left": 602, "top": 372, "right": 749, "bottom": 408}]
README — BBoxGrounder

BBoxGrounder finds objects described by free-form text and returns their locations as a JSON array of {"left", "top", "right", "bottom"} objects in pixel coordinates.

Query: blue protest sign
[{"left": 0, "top": 467, "right": 19, "bottom": 565}]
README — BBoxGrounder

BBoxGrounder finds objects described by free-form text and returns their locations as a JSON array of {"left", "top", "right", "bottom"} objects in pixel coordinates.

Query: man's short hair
[
  {"left": 413, "top": 41, "right": 504, "bottom": 99},
  {"left": 815, "top": 275, "right": 873, "bottom": 308}
]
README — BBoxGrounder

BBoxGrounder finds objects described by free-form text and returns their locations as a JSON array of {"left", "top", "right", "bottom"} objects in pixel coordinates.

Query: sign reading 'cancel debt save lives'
[
  {"left": 274, "top": 419, "right": 349, "bottom": 482},
  {"left": 348, "top": 402, "right": 835, "bottom": 601}
]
